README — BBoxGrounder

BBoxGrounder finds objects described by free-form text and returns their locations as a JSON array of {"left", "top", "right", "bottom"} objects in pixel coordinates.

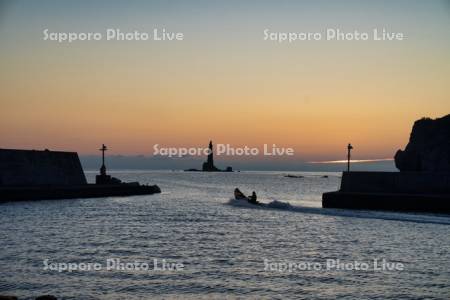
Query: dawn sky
[{"left": 1, "top": 0, "right": 449, "bottom": 162}]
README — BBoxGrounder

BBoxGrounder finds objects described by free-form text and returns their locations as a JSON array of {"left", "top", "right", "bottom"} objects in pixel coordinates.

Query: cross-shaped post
[{"left": 99, "top": 144, "right": 108, "bottom": 175}]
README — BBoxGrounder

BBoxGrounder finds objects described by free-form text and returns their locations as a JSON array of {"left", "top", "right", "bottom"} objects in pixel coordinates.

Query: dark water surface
[{"left": 1, "top": 171, "right": 449, "bottom": 299}]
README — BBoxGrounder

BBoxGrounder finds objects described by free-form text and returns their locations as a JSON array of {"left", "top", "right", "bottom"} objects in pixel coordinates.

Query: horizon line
[{"left": 308, "top": 158, "right": 394, "bottom": 164}]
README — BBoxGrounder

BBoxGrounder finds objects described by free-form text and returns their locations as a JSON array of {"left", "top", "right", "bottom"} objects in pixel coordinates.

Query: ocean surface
[{"left": 1, "top": 171, "right": 449, "bottom": 299}]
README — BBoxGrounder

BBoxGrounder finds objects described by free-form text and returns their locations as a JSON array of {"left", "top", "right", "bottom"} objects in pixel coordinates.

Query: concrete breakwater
[
  {"left": 0, "top": 148, "right": 161, "bottom": 202},
  {"left": 323, "top": 172, "right": 450, "bottom": 213},
  {"left": 0, "top": 184, "right": 161, "bottom": 202}
]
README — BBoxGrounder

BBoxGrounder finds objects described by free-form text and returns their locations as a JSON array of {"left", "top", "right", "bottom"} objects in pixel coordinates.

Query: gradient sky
[{"left": 1, "top": 0, "right": 449, "bottom": 162}]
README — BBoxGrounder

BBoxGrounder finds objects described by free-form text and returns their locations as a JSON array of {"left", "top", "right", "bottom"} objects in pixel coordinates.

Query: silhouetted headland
[
  {"left": 323, "top": 114, "right": 450, "bottom": 213},
  {"left": 395, "top": 115, "right": 450, "bottom": 171},
  {"left": 0, "top": 145, "right": 160, "bottom": 202},
  {"left": 185, "top": 141, "right": 233, "bottom": 172}
]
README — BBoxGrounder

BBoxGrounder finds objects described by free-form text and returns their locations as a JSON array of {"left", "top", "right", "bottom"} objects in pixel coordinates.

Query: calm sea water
[{"left": 0, "top": 171, "right": 449, "bottom": 299}]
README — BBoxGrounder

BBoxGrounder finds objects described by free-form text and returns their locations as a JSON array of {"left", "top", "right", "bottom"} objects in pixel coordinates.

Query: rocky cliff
[{"left": 395, "top": 114, "right": 450, "bottom": 171}]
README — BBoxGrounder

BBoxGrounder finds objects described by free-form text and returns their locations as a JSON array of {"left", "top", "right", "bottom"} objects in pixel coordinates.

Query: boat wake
[
  {"left": 226, "top": 198, "right": 450, "bottom": 225},
  {"left": 227, "top": 198, "right": 293, "bottom": 209}
]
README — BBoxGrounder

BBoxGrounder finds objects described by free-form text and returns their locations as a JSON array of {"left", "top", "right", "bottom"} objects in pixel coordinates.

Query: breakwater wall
[
  {"left": 0, "top": 149, "right": 87, "bottom": 186},
  {"left": 340, "top": 171, "right": 450, "bottom": 194}
]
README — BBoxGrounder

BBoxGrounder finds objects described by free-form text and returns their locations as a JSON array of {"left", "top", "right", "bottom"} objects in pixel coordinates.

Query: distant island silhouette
[{"left": 185, "top": 141, "right": 233, "bottom": 172}]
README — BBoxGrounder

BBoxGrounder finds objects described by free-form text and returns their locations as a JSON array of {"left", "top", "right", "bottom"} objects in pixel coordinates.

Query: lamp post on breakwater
[{"left": 347, "top": 143, "right": 353, "bottom": 172}]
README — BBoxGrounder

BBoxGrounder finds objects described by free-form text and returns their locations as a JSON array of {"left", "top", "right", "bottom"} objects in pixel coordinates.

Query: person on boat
[
  {"left": 234, "top": 188, "right": 247, "bottom": 200},
  {"left": 248, "top": 191, "right": 258, "bottom": 204}
]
